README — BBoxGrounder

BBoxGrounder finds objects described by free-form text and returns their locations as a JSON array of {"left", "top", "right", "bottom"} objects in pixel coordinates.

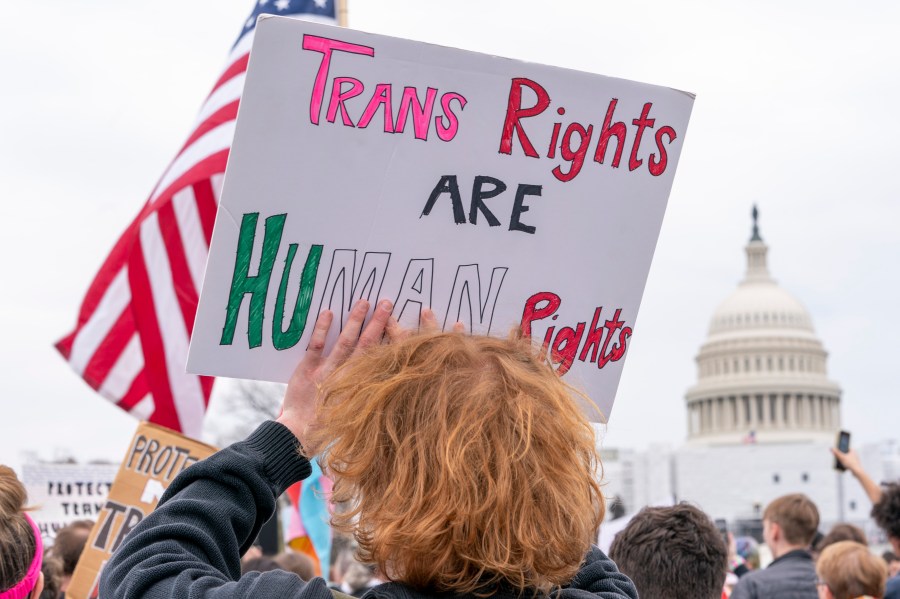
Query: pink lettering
[
  {"left": 357, "top": 83, "right": 394, "bottom": 132},
  {"left": 301, "top": 35, "right": 374, "bottom": 125},
  {"left": 395, "top": 86, "right": 438, "bottom": 141},
  {"left": 326, "top": 77, "right": 365, "bottom": 126},
  {"left": 435, "top": 92, "right": 467, "bottom": 142}
]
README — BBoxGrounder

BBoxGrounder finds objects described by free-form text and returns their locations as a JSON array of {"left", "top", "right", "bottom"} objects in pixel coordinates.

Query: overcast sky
[{"left": 2, "top": 0, "right": 898, "bottom": 472}]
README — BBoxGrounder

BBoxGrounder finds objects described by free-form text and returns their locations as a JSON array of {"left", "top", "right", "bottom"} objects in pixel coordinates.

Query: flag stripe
[
  {"left": 117, "top": 369, "right": 151, "bottom": 412},
  {"left": 210, "top": 54, "right": 250, "bottom": 96},
  {"left": 127, "top": 234, "right": 182, "bottom": 432},
  {"left": 139, "top": 212, "right": 207, "bottom": 438},
  {"left": 179, "top": 101, "right": 240, "bottom": 160},
  {"left": 82, "top": 308, "right": 137, "bottom": 392},
  {"left": 68, "top": 268, "right": 131, "bottom": 376},
  {"left": 98, "top": 334, "right": 145, "bottom": 400},
  {"left": 173, "top": 186, "right": 212, "bottom": 296},
  {"left": 197, "top": 73, "right": 246, "bottom": 126},
  {"left": 193, "top": 178, "right": 219, "bottom": 245},
  {"left": 157, "top": 199, "right": 199, "bottom": 335},
  {"left": 130, "top": 394, "right": 156, "bottom": 421},
  {"left": 151, "top": 123, "right": 235, "bottom": 205}
]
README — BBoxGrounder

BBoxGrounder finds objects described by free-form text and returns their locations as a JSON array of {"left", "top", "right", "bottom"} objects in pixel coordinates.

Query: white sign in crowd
[
  {"left": 22, "top": 463, "right": 118, "bottom": 542},
  {"left": 189, "top": 17, "right": 694, "bottom": 420}
]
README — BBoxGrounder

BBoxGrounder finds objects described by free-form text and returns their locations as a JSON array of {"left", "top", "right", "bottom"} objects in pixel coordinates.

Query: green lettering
[
  {"left": 272, "top": 243, "right": 323, "bottom": 350},
  {"left": 220, "top": 212, "right": 287, "bottom": 348}
]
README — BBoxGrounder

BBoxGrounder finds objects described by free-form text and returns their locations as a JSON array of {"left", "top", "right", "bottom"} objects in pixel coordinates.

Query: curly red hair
[{"left": 308, "top": 332, "right": 604, "bottom": 595}]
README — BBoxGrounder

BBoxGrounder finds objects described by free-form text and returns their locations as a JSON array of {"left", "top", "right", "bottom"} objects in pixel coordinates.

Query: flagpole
[{"left": 337, "top": 0, "right": 348, "bottom": 27}]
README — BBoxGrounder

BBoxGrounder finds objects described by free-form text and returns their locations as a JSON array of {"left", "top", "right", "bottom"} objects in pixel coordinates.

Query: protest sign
[
  {"left": 66, "top": 422, "right": 216, "bottom": 599},
  {"left": 22, "top": 463, "right": 118, "bottom": 542},
  {"left": 188, "top": 16, "right": 694, "bottom": 420}
]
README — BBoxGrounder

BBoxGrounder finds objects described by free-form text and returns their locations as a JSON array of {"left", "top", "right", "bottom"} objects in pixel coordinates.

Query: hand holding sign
[{"left": 277, "top": 299, "right": 393, "bottom": 452}]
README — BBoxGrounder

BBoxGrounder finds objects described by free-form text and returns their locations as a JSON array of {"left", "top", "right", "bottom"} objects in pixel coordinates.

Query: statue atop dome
[{"left": 751, "top": 204, "right": 763, "bottom": 242}]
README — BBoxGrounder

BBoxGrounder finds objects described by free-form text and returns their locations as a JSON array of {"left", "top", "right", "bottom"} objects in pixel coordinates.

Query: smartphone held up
[{"left": 834, "top": 430, "right": 851, "bottom": 471}]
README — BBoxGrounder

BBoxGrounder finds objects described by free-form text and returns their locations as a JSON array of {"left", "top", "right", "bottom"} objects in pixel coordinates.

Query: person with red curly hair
[{"left": 100, "top": 299, "right": 637, "bottom": 599}]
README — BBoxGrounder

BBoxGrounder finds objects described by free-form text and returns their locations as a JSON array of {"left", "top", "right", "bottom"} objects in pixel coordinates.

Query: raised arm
[
  {"left": 832, "top": 448, "right": 883, "bottom": 505},
  {"left": 101, "top": 299, "right": 392, "bottom": 599}
]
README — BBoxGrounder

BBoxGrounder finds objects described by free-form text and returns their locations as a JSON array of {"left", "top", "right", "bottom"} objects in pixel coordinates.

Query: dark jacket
[
  {"left": 729, "top": 549, "right": 817, "bottom": 599},
  {"left": 885, "top": 573, "right": 900, "bottom": 599},
  {"left": 100, "top": 421, "right": 637, "bottom": 599}
]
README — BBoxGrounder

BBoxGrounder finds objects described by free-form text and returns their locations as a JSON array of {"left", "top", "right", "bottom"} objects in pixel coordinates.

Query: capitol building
[
  {"left": 684, "top": 210, "right": 841, "bottom": 445},
  {"left": 600, "top": 209, "right": 896, "bottom": 544}
]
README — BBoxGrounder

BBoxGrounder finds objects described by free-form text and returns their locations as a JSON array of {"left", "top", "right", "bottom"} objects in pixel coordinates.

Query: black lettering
[
  {"left": 468, "top": 176, "right": 505, "bottom": 226},
  {"left": 422, "top": 175, "right": 466, "bottom": 224},
  {"left": 93, "top": 501, "right": 128, "bottom": 551},
  {"left": 127, "top": 435, "right": 148, "bottom": 470},
  {"left": 509, "top": 184, "right": 540, "bottom": 234},
  {"left": 111, "top": 507, "right": 144, "bottom": 553}
]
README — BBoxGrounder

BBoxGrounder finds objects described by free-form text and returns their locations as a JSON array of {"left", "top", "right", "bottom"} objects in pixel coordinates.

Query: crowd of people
[{"left": 1, "top": 301, "right": 899, "bottom": 599}]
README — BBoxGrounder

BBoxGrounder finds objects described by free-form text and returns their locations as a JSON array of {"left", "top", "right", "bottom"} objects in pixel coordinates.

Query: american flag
[{"left": 56, "top": 0, "right": 339, "bottom": 439}]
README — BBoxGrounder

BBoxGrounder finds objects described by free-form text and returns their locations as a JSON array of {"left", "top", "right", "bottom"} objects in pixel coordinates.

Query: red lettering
[
  {"left": 552, "top": 123, "right": 594, "bottom": 182},
  {"left": 551, "top": 323, "right": 586, "bottom": 375},
  {"left": 521, "top": 292, "right": 561, "bottom": 337},
  {"left": 594, "top": 99, "right": 626, "bottom": 168},
  {"left": 597, "top": 309, "right": 626, "bottom": 368},
  {"left": 629, "top": 103, "right": 656, "bottom": 172},
  {"left": 498, "top": 78, "right": 551, "bottom": 157},
  {"left": 649, "top": 126, "right": 676, "bottom": 176}
]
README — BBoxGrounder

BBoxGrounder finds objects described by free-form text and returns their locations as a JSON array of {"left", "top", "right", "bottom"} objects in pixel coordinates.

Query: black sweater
[{"left": 100, "top": 421, "right": 637, "bottom": 599}]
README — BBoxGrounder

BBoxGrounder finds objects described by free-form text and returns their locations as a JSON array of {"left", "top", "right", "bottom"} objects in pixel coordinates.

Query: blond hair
[
  {"left": 817, "top": 541, "right": 887, "bottom": 599},
  {"left": 763, "top": 494, "right": 819, "bottom": 546},
  {"left": 0, "top": 465, "right": 35, "bottom": 592},
  {"left": 309, "top": 332, "right": 604, "bottom": 595}
]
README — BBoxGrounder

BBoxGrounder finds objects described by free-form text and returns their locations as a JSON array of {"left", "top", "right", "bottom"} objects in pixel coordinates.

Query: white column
[
  {"left": 746, "top": 395, "right": 756, "bottom": 430},
  {"left": 710, "top": 397, "right": 722, "bottom": 433}
]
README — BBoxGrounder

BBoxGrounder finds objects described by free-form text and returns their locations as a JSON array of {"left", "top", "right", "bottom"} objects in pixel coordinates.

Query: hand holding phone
[{"left": 834, "top": 430, "right": 851, "bottom": 471}]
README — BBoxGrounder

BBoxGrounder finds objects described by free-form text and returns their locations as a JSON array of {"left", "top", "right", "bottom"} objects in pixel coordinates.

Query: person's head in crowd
[
  {"left": 883, "top": 551, "right": 900, "bottom": 579},
  {"left": 762, "top": 493, "right": 820, "bottom": 558},
  {"left": 341, "top": 562, "right": 376, "bottom": 597},
  {"left": 872, "top": 482, "right": 900, "bottom": 556},
  {"left": 36, "top": 557, "right": 60, "bottom": 599},
  {"left": 608, "top": 503, "right": 727, "bottom": 599},
  {"left": 48, "top": 519, "right": 93, "bottom": 592},
  {"left": 735, "top": 536, "right": 760, "bottom": 570},
  {"left": 0, "top": 465, "right": 44, "bottom": 599},
  {"left": 308, "top": 332, "right": 605, "bottom": 595},
  {"left": 814, "top": 523, "right": 868, "bottom": 558},
  {"left": 816, "top": 541, "right": 887, "bottom": 599},
  {"left": 273, "top": 552, "right": 315, "bottom": 581},
  {"left": 239, "top": 556, "right": 279, "bottom": 576},
  {"left": 328, "top": 536, "right": 355, "bottom": 584}
]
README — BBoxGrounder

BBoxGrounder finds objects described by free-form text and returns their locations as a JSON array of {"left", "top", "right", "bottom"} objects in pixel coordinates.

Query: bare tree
[{"left": 204, "top": 379, "right": 286, "bottom": 446}]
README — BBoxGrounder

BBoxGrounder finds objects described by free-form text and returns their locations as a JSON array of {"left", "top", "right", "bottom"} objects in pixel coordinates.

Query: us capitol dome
[{"left": 685, "top": 207, "right": 842, "bottom": 445}]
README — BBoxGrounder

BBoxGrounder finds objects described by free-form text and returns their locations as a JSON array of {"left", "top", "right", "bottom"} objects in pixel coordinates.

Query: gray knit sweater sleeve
[{"left": 99, "top": 421, "right": 332, "bottom": 599}]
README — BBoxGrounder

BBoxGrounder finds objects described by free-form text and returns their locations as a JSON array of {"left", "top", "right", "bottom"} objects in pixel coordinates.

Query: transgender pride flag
[{"left": 285, "top": 460, "right": 333, "bottom": 577}]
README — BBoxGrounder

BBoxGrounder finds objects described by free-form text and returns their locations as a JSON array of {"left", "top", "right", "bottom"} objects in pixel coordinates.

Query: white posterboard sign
[
  {"left": 188, "top": 16, "right": 694, "bottom": 421},
  {"left": 22, "top": 463, "right": 118, "bottom": 542}
]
